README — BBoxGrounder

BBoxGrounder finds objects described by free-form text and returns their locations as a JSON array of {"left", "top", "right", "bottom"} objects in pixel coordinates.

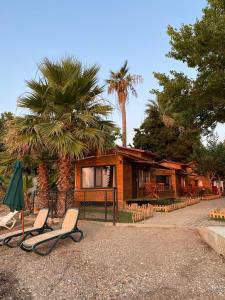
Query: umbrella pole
[{"left": 21, "top": 209, "right": 25, "bottom": 240}]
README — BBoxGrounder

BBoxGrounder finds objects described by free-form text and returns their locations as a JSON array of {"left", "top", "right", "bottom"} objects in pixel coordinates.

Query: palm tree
[
  {"left": 106, "top": 60, "right": 142, "bottom": 147},
  {"left": 3, "top": 115, "right": 50, "bottom": 210},
  {"left": 16, "top": 78, "right": 55, "bottom": 210},
  {"left": 33, "top": 57, "right": 113, "bottom": 216},
  {"left": 147, "top": 98, "right": 175, "bottom": 128}
]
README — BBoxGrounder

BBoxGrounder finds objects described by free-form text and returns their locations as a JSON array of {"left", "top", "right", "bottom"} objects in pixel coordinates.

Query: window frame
[
  {"left": 81, "top": 165, "right": 116, "bottom": 189},
  {"left": 156, "top": 175, "right": 171, "bottom": 186},
  {"left": 138, "top": 167, "right": 151, "bottom": 188}
]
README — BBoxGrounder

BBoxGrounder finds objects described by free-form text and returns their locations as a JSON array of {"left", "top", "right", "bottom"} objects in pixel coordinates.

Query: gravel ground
[{"left": 1, "top": 221, "right": 225, "bottom": 300}]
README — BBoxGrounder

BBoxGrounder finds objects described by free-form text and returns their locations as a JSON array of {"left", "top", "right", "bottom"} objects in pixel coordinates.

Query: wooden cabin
[
  {"left": 74, "top": 147, "right": 213, "bottom": 208},
  {"left": 156, "top": 160, "right": 212, "bottom": 197},
  {"left": 74, "top": 146, "right": 171, "bottom": 208}
]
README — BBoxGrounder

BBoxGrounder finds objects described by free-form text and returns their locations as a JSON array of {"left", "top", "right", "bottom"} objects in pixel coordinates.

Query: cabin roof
[
  {"left": 75, "top": 151, "right": 170, "bottom": 170},
  {"left": 159, "top": 159, "right": 189, "bottom": 170},
  {"left": 160, "top": 159, "right": 187, "bottom": 166},
  {"left": 116, "top": 146, "right": 157, "bottom": 158},
  {"left": 75, "top": 146, "right": 158, "bottom": 162},
  {"left": 129, "top": 160, "right": 171, "bottom": 170}
]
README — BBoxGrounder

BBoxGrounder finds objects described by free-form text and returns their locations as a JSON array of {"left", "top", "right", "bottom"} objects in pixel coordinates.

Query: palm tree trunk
[
  {"left": 120, "top": 101, "right": 127, "bottom": 147},
  {"left": 57, "top": 154, "right": 73, "bottom": 217},
  {"left": 36, "top": 161, "right": 49, "bottom": 210}
]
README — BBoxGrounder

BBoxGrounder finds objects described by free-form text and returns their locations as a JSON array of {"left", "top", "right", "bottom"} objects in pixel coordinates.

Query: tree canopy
[
  {"left": 133, "top": 100, "right": 201, "bottom": 161},
  {"left": 0, "top": 112, "right": 13, "bottom": 153},
  {"left": 152, "top": 0, "right": 225, "bottom": 132},
  {"left": 191, "top": 134, "right": 225, "bottom": 180},
  {"left": 134, "top": 0, "right": 225, "bottom": 164}
]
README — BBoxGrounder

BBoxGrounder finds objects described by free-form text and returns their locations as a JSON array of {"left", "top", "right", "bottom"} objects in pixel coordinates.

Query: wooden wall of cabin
[
  {"left": 187, "top": 175, "right": 211, "bottom": 189},
  {"left": 176, "top": 174, "right": 186, "bottom": 196},
  {"left": 122, "top": 159, "right": 133, "bottom": 202},
  {"left": 152, "top": 168, "right": 177, "bottom": 196},
  {"left": 74, "top": 155, "right": 124, "bottom": 209},
  {"left": 199, "top": 176, "right": 211, "bottom": 189}
]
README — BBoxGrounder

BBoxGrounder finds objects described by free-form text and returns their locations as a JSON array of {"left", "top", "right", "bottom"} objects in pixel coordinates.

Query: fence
[
  {"left": 74, "top": 188, "right": 118, "bottom": 225},
  {"left": 124, "top": 203, "right": 154, "bottom": 222},
  {"left": 28, "top": 188, "right": 118, "bottom": 225},
  {"left": 143, "top": 182, "right": 174, "bottom": 199},
  {"left": 209, "top": 208, "right": 225, "bottom": 219}
]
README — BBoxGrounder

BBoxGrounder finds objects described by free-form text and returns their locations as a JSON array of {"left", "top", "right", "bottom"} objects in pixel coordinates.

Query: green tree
[
  {"left": 19, "top": 57, "right": 114, "bottom": 216},
  {"left": 0, "top": 112, "right": 14, "bottom": 152},
  {"left": 191, "top": 133, "right": 225, "bottom": 181},
  {"left": 3, "top": 115, "right": 51, "bottom": 209},
  {"left": 133, "top": 100, "right": 201, "bottom": 161},
  {"left": 107, "top": 60, "right": 142, "bottom": 147},
  {"left": 165, "top": 0, "right": 225, "bottom": 129}
]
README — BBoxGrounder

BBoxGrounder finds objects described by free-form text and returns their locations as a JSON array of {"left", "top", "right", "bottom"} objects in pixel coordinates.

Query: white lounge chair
[
  {"left": 0, "top": 211, "right": 18, "bottom": 229},
  {"left": 0, "top": 208, "right": 52, "bottom": 247},
  {"left": 20, "top": 208, "right": 83, "bottom": 256}
]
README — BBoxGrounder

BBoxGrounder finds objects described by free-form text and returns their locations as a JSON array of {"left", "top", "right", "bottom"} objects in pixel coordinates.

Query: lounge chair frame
[
  {"left": 20, "top": 210, "right": 83, "bottom": 256},
  {"left": 0, "top": 211, "right": 18, "bottom": 230},
  {"left": 0, "top": 209, "right": 53, "bottom": 248}
]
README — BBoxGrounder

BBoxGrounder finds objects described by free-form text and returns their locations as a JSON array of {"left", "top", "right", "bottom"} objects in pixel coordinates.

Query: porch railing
[
  {"left": 144, "top": 183, "right": 174, "bottom": 198},
  {"left": 74, "top": 188, "right": 118, "bottom": 225}
]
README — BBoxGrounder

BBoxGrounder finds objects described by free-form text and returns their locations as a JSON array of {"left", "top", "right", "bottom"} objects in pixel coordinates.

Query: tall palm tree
[
  {"left": 106, "top": 60, "right": 142, "bottom": 147},
  {"left": 30, "top": 57, "right": 113, "bottom": 216}
]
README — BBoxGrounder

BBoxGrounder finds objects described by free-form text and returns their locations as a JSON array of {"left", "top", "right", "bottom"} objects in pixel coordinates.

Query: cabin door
[{"left": 132, "top": 164, "right": 138, "bottom": 198}]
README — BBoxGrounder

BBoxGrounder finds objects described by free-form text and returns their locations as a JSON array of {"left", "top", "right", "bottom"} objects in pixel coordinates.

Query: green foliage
[
  {"left": 144, "top": 0, "right": 225, "bottom": 164},
  {"left": 191, "top": 133, "right": 225, "bottom": 179},
  {"left": 100, "top": 126, "right": 121, "bottom": 149},
  {"left": 151, "top": 72, "right": 202, "bottom": 131},
  {"left": 165, "top": 0, "right": 225, "bottom": 129},
  {"left": 133, "top": 101, "right": 201, "bottom": 161},
  {"left": 2, "top": 57, "right": 115, "bottom": 190},
  {"left": 18, "top": 57, "right": 115, "bottom": 158},
  {"left": 106, "top": 60, "right": 142, "bottom": 101},
  {"left": 0, "top": 112, "right": 14, "bottom": 152}
]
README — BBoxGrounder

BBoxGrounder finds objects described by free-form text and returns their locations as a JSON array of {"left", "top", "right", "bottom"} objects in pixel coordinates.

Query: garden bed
[{"left": 153, "top": 198, "right": 200, "bottom": 212}]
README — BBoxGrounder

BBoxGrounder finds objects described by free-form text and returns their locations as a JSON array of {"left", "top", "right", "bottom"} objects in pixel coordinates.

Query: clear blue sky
[{"left": 1, "top": 0, "right": 223, "bottom": 144}]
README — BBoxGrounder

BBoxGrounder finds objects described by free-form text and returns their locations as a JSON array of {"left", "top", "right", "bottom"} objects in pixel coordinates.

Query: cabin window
[
  {"left": 138, "top": 170, "right": 145, "bottom": 188},
  {"left": 82, "top": 167, "right": 94, "bottom": 188},
  {"left": 82, "top": 166, "right": 115, "bottom": 188},
  {"left": 198, "top": 180, "right": 203, "bottom": 187},
  {"left": 95, "top": 167, "right": 102, "bottom": 187},
  {"left": 156, "top": 175, "right": 171, "bottom": 186},
  {"left": 138, "top": 168, "right": 151, "bottom": 188}
]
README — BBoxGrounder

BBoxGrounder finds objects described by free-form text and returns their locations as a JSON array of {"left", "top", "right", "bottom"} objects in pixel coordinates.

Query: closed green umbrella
[{"left": 3, "top": 160, "right": 25, "bottom": 237}]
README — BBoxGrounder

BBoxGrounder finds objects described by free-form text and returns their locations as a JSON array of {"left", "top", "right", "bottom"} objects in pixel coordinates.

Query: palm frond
[{"left": 106, "top": 60, "right": 142, "bottom": 102}]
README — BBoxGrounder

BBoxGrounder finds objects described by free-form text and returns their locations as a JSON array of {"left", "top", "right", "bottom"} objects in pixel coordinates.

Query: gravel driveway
[{"left": 1, "top": 221, "right": 225, "bottom": 300}]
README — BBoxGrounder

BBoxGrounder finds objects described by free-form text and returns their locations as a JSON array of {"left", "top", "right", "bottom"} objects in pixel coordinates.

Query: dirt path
[
  {"left": 141, "top": 198, "right": 225, "bottom": 227},
  {"left": 1, "top": 222, "right": 225, "bottom": 299}
]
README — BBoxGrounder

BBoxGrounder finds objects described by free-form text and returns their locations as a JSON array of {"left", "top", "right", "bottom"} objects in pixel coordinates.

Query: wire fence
[{"left": 28, "top": 188, "right": 118, "bottom": 225}]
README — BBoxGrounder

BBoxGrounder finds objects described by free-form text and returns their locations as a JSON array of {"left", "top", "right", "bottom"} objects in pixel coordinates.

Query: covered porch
[{"left": 127, "top": 159, "right": 175, "bottom": 204}]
